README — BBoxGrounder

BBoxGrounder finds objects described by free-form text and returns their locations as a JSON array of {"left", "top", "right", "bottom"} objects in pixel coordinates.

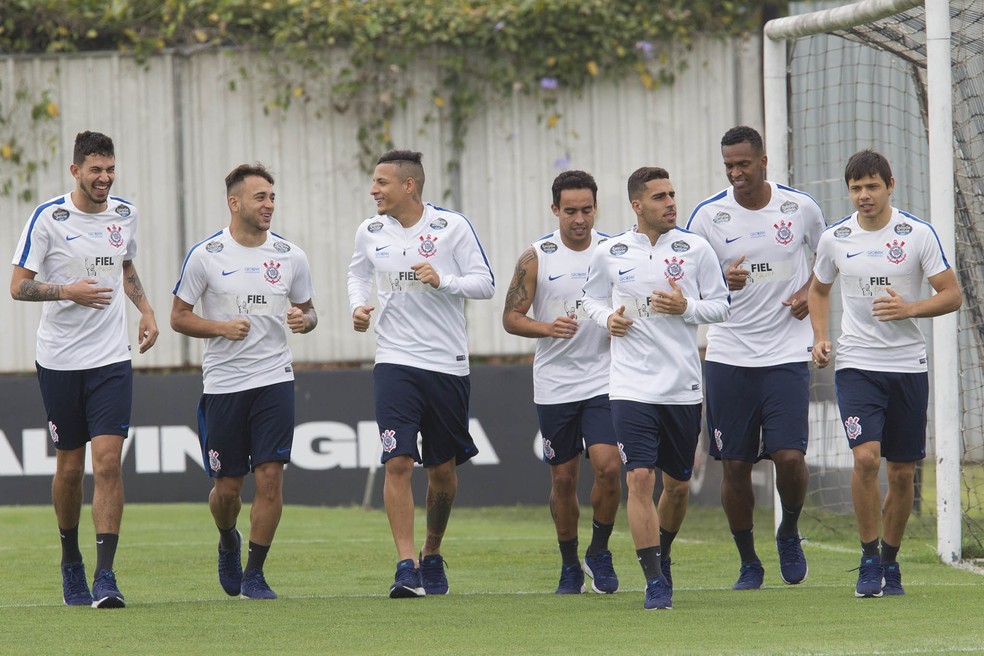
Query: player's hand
[
  {"left": 607, "top": 305, "right": 633, "bottom": 337},
  {"left": 782, "top": 288, "right": 810, "bottom": 320},
  {"left": 137, "top": 311, "right": 159, "bottom": 353},
  {"left": 725, "top": 255, "right": 750, "bottom": 291},
  {"left": 651, "top": 279, "right": 688, "bottom": 315},
  {"left": 812, "top": 340, "right": 832, "bottom": 368},
  {"left": 411, "top": 262, "right": 440, "bottom": 289},
  {"left": 353, "top": 305, "right": 374, "bottom": 332},
  {"left": 286, "top": 307, "right": 308, "bottom": 334},
  {"left": 872, "top": 288, "right": 911, "bottom": 322},
  {"left": 549, "top": 315, "right": 579, "bottom": 339},
  {"left": 64, "top": 278, "right": 113, "bottom": 309},
  {"left": 222, "top": 317, "right": 251, "bottom": 341}
]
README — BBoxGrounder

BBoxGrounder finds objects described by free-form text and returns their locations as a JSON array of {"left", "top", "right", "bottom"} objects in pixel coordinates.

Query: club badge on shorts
[{"left": 380, "top": 429, "right": 397, "bottom": 453}]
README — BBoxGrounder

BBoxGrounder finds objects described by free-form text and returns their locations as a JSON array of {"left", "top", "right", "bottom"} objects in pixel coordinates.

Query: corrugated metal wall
[{"left": 0, "top": 37, "right": 761, "bottom": 373}]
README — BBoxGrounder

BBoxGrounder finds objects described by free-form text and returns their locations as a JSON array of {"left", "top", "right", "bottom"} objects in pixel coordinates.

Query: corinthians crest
[
  {"left": 774, "top": 219, "right": 794, "bottom": 245},
  {"left": 418, "top": 234, "right": 438, "bottom": 258},
  {"left": 664, "top": 256, "right": 685, "bottom": 282},
  {"left": 263, "top": 259, "right": 282, "bottom": 284},
  {"left": 107, "top": 224, "right": 124, "bottom": 248},
  {"left": 886, "top": 240, "right": 906, "bottom": 264}
]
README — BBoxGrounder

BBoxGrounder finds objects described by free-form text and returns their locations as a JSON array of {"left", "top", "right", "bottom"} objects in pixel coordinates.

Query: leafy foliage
[{"left": 0, "top": 1, "right": 765, "bottom": 194}]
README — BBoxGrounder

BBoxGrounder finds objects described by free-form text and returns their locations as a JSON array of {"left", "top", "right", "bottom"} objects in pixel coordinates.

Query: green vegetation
[{"left": 1, "top": 502, "right": 981, "bottom": 655}]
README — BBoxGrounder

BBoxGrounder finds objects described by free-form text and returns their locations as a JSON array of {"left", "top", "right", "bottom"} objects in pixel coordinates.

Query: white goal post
[{"left": 762, "top": 0, "right": 960, "bottom": 562}]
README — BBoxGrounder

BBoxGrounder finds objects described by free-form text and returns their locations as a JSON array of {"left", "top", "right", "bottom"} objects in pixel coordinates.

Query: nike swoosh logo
[
  {"left": 846, "top": 252, "right": 862, "bottom": 258},
  {"left": 725, "top": 236, "right": 742, "bottom": 244},
  {"left": 375, "top": 245, "right": 390, "bottom": 252},
  {"left": 66, "top": 235, "right": 82, "bottom": 241},
  {"left": 96, "top": 540, "right": 104, "bottom": 545},
  {"left": 618, "top": 268, "right": 636, "bottom": 276},
  {"left": 276, "top": 448, "right": 291, "bottom": 455},
  {"left": 221, "top": 269, "right": 239, "bottom": 276},
  {"left": 120, "top": 424, "right": 130, "bottom": 430},
  {"left": 548, "top": 274, "right": 565, "bottom": 281}
]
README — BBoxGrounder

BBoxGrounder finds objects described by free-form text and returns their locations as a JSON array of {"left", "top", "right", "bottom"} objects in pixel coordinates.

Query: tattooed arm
[
  {"left": 122, "top": 260, "right": 159, "bottom": 353},
  {"left": 501, "top": 246, "right": 578, "bottom": 340},
  {"left": 9, "top": 265, "right": 113, "bottom": 308}
]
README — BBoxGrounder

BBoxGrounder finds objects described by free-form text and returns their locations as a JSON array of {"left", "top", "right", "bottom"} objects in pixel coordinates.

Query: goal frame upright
[{"left": 761, "top": 0, "right": 960, "bottom": 562}]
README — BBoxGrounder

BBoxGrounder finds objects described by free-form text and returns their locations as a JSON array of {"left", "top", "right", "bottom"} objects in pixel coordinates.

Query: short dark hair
[
  {"left": 721, "top": 125, "right": 764, "bottom": 153},
  {"left": 844, "top": 149, "right": 893, "bottom": 187},
  {"left": 73, "top": 131, "right": 114, "bottom": 166},
  {"left": 225, "top": 163, "right": 275, "bottom": 194},
  {"left": 377, "top": 149, "right": 425, "bottom": 192},
  {"left": 627, "top": 166, "right": 670, "bottom": 201},
  {"left": 551, "top": 170, "right": 598, "bottom": 206}
]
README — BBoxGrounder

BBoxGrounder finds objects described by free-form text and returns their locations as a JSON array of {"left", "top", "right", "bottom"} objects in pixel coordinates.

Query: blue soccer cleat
[
  {"left": 882, "top": 561, "right": 904, "bottom": 596},
  {"left": 555, "top": 563, "right": 585, "bottom": 594},
  {"left": 241, "top": 569, "right": 278, "bottom": 600},
  {"left": 61, "top": 561, "right": 93, "bottom": 606},
  {"left": 854, "top": 554, "right": 884, "bottom": 598},
  {"left": 419, "top": 553, "right": 449, "bottom": 595},
  {"left": 91, "top": 569, "right": 125, "bottom": 608},
  {"left": 733, "top": 561, "right": 765, "bottom": 590},
  {"left": 218, "top": 530, "right": 244, "bottom": 596},
  {"left": 643, "top": 576, "right": 672, "bottom": 610},
  {"left": 777, "top": 534, "right": 808, "bottom": 584},
  {"left": 583, "top": 550, "right": 619, "bottom": 594},
  {"left": 389, "top": 559, "right": 425, "bottom": 598}
]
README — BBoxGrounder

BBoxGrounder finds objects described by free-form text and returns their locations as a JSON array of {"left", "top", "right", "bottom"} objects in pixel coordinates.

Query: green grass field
[{"left": 1, "top": 503, "right": 981, "bottom": 655}]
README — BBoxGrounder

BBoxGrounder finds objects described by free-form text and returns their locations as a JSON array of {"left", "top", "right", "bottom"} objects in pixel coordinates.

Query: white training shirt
[
  {"left": 813, "top": 208, "right": 950, "bottom": 373},
  {"left": 173, "top": 228, "right": 314, "bottom": 394},
  {"left": 581, "top": 228, "right": 731, "bottom": 404},
  {"left": 12, "top": 193, "right": 137, "bottom": 370},
  {"left": 530, "top": 230, "right": 610, "bottom": 404},
  {"left": 347, "top": 203, "right": 495, "bottom": 376},
  {"left": 686, "top": 182, "right": 825, "bottom": 366}
]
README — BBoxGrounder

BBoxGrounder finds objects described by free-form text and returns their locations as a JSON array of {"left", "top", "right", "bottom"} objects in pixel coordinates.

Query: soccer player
[
  {"left": 502, "top": 170, "right": 622, "bottom": 595},
  {"left": 686, "top": 126, "right": 825, "bottom": 589},
  {"left": 810, "top": 150, "right": 961, "bottom": 597},
  {"left": 348, "top": 150, "right": 494, "bottom": 598},
  {"left": 10, "top": 131, "right": 159, "bottom": 608},
  {"left": 171, "top": 163, "right": 317, "bottom": 600},
  {"left": 582, "top": 166, "right": 730, "bottom": 609}
]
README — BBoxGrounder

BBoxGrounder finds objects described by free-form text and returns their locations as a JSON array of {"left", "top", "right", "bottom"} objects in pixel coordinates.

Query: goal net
[{"left": 764, "top": 0, "right": 984, "bottom": 562}]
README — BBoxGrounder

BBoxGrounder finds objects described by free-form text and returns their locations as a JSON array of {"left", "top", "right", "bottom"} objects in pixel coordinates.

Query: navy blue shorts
[
  {"left": 834, "top": 368, "right": 928, "bottom": 462},
  {"left": 373, "top": 363, "right": 478, "bottom": 467},
  {"left": 197, "top": 381, "right": 295, "bottom": 478},
  {"left": 610, "top": 400, "right": 701, "bottom": 481},
  {"left": 36, "top": 360, "right": 132, "bottom": 450},
  {"left": 705, "top": 361, "right": 809, "bottom": 462},
  {"left": 536, "top": 394, "right": 615, "bottom": 465}
]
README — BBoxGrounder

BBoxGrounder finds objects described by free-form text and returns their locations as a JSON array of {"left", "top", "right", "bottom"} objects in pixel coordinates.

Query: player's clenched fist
[
  {"left": 352, "top": 305, "right": 374, "bottom": 332},
  {"left": 223, "top": 317, "right": 251, "bottom": 341}
]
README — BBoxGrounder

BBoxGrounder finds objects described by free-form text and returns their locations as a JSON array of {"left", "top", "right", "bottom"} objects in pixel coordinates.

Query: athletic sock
[
  {"left": 636, "top": 546, "right": 662, "bottom": 582},
  {"left": 585, "top": 520, "right": 614, "bottom": 556},
  {"left": 94, "top": 533, "right": 119, "bottom": 573},
  {"left": 732, "top": 528, "right": 759, "bottom": 563},
  {"left": 880, "top": 539, "right": 900, "bottom": 563},
  {"left": 245, "top": 541, "right": 271, "bottom": 574},
  {"left": 218, "top": 525, "right": 239, "bottom": 551},
  {"left": 776, "top": 503, "right": 803, "bottom": 538},
  {"left": 59, "top": 525, "right": 83, "bottom": 565},
  {"left": 559, "top": 537, "right": 580, "bottom": 566},
  {"left": 659, "top": 527, "right": 678, "bottom": 561},
  {"left": 861, "top": 538, "right": 880, "bottom": 557}
]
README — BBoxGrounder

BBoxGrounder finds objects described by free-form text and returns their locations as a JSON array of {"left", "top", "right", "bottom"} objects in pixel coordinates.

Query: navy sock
[
  {"left": 659, "top": 527, "right": 678, "bottom": 561},
  {"left": 776, "top": 503, "right": 803, "bottom": 538},
  {"left": 218, "top": 525, "right": 239, "bottom": 552},
  {"left": 586, "top": 520, "right": 614, "bottom": 556},
  {"left": 880, "top": 539, "right": 900, "bottom": 563},
  {"left": 94, "top": 533, "right": 119, "bottom": 573},
  {"left": 861, "top": 538, "right": 880, "bottom": 557},
  {"left": 636, "top": 546, "right": 662, "bottom": 582},
  {"left": 559, "top": 538, "right": 580, "bottom": 566},
  {"left": 59, "top": 525, "right": 83, "bottom": 565},
  {"left": 732, "top": 528, "right": 759, "bottom": 563},
  {"left": 245, "top": 541, "right": 270, "bottom": 574}
]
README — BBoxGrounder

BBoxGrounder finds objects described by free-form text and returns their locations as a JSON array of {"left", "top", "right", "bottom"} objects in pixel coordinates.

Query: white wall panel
[{"left": 0, "top": 37, "right": 760, "bottom": 373}]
